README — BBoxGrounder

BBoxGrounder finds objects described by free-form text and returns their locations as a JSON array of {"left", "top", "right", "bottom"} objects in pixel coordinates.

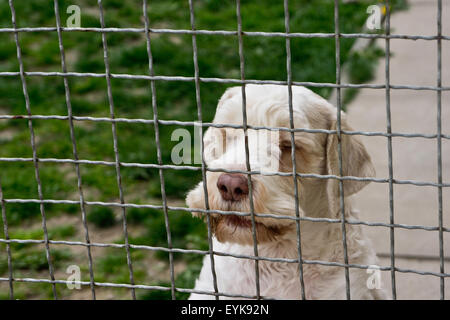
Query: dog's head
[{"left": 186, "top": 85, "right": 375, "bottom": 245}]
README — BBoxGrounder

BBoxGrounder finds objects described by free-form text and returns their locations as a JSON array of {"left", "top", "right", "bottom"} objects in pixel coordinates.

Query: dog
[{"left": 186, "top": 84, "right": 386, "bottom": 300}]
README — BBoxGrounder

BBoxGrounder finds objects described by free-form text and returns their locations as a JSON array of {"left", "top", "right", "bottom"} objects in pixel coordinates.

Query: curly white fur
[{"left": 186, "top": 84, "right": 387, "bottom": 300}]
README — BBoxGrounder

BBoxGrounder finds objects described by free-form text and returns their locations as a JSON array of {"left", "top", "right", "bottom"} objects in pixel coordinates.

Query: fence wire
[{"left": 0, "top": 0, "right": 448, "bottom": 300}]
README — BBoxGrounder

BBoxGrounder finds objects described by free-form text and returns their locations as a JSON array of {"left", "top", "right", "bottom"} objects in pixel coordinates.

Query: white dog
[{"left": 186, "top": 84, "right": 386, "bottom": 300}]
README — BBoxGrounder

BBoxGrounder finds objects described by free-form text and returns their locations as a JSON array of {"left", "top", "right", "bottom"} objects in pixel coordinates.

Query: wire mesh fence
[{"left": 0, "top": 0, "right": 447, "bottom": 300}]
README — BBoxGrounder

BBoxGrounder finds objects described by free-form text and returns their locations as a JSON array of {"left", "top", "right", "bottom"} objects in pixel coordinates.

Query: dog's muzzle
[{"left": 216, "top": 173, "right": 249, "bottom": 201}]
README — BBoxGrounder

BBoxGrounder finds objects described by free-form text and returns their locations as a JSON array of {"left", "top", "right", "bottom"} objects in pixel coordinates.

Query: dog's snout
[{"left": 217, "top": 174, "right": 249, "bottom": 201}]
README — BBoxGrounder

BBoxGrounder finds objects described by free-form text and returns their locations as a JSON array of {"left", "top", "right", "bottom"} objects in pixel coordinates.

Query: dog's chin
[
  {"left": 209, "top": 209, "right": 292, "bottom": 245},
  {"left": 188, "top": 185, "right": 295, "bottom": 245}
]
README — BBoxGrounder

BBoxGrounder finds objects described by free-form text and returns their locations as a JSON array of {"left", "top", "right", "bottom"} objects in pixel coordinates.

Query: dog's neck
[
  {"left": 259, "top": 178, "right": 356, "bottom": 259},
  {"left": 209, "top": 180, "right": 363, "bottom": 299}
]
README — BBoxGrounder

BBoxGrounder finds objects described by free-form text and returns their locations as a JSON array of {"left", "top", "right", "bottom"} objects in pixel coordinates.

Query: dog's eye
[{"left": 280, "top": 141, "right": 294, "bottom": 150}]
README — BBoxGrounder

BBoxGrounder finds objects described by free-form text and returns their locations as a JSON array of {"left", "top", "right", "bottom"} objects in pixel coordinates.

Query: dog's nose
[{"left": 217, "top": 174, "right": 249, "bottom": 201}]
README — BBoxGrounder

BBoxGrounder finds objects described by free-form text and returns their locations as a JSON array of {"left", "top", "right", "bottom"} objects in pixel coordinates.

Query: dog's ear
[{"left": 325, "top": 115, "right": 375, "bottom": 206}]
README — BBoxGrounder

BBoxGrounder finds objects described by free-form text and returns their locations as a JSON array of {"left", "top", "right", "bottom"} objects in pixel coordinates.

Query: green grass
[
  {"left": 87, "top": 206, "right": 116, "bottom": 228},
  {"left": 138, "top": 262, "right": 203, "bottom": 300},
  {"left": 343, "top": 45, "right": 385, "bottom": 104},
  {"left": 0, "top": 0, "right": 407, "bottom": 299},
  {"left": 9, "top": 224, "right": 76, "bottom": 241},
  {"left": 0, "top": 246, "right": 72, "bottom": 274},
  {"left": 123, "top": 208, "right": 208, "bottom": 260}
]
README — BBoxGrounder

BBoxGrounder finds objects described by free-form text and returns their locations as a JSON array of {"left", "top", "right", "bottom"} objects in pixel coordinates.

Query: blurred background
[{"left": 1, "top": 0, "right": 447, "bottom": 300}]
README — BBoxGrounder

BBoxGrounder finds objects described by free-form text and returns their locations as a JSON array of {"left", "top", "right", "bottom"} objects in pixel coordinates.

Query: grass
[
  {"left": 87, "top": 206, "right": 116, "bottom": 228},
  {"left": 0, "top": 0, "right": 407, "bottom": 299},
  {"left": 343, "top": 45, "right": 385, "bottom": 104},
  {"left": 126, "top": 208, "right": 208, "bottom": 260}
]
